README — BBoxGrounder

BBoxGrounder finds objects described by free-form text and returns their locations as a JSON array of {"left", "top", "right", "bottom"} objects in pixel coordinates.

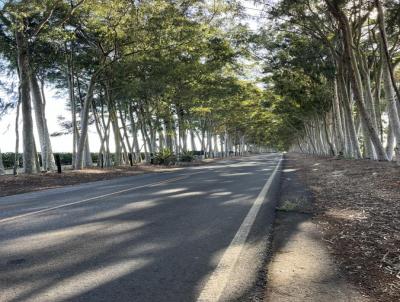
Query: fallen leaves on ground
[{"left": 286, "top": 153, "right": 400, "bottom": 302}]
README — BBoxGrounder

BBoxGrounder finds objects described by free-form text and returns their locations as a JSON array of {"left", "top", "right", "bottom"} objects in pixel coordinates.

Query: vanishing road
[{"left": 0, "top": 154, "right": 281, "bottom": 302}]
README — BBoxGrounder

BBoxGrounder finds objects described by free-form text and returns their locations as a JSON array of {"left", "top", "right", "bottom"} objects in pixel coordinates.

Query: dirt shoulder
[
  {"left": 0, "top": 158, "right": 223, "bottom": 198},
  {"left": 282, "top": 153, "right": 400, "bottom": 301},
  {"left": 265, "top": 156, "right": 369, "bottom": 301}
]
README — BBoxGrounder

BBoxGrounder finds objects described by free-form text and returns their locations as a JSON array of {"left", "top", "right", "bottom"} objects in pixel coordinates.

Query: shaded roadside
[
  {"left": 265, "top": 153, "right": 400, "bottom": 302},
  {"left": 265, "top": 155, "right": 369, "bottom": 301}
]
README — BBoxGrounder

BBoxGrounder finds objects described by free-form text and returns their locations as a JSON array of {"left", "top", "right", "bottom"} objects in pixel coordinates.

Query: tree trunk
[
  {"left": 30, "top": 72, "right": 56, "bottom": 171},
  {"left": 376, "top": 0, "right": 400, "bottom": 107},
  {"left": 66, "top": 45, "right": 77, "bottom": 167},
  {"left": 190, "top": 129, "right": 196, "bottom": 151},
  {"left": 75, "top": 73, "right": 96, "bottom": 170},
  {"left": 13, "top": 93, "right": 21, "bottom": 175},
  {"left": 381, "top": 46, "right": 400, "bottom": 164},
  {"left": 386, "top": 121, "right": 395, "bottom": 160},
  {"left": 333, "top": 77, "right": 345, "bottom": 154},
  {"left": 326, "top": 1, "right": 388, "bottom": 160},
  {"left": 16, "top": 30, "right": 38, "bottom": 174},
  {"left": 84, "top": 138, "right": 93, "bottom": 167},
  {"left": 129, "top": 105, "right": 141, "bottom": 163}
]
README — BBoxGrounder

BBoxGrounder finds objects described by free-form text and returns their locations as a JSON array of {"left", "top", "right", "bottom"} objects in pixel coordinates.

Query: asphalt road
[{"left": 0, "top": 153, "right": 282, "bottom": 302}]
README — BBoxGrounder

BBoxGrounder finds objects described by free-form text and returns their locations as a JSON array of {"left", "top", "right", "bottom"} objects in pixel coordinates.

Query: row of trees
[
  {"left": 3, "top": 0, "right": 395, "bottom": 175},
  {"left": 0, "top": 0, "right": 272, "bottom": 174},
  {"left": 259, "top": 0, "right": 400, "bottom": 162}
]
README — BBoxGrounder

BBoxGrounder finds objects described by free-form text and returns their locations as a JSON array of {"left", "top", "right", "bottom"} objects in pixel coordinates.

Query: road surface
[{"left": 0, "top": 154, "right": 281, "bottom": 302}]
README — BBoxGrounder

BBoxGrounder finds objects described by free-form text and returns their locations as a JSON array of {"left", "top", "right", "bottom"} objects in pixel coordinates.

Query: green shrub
[
  {"left": 180, "top": 150, "right": 195, "bottom": 162},
  {"left": 1, "top": 152, "right": 22, "bottom": 169},
  {"left": 154, "top": 148, "right": 176, "bottom": 165}
]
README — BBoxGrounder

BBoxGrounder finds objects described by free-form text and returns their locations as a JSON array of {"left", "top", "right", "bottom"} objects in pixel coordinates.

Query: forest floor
[
  {"left": 277, "top": 153, "right": 400, "bottom": 301},
  {"left": 0, "top": 157, "right": 223, "bottom": 197}
]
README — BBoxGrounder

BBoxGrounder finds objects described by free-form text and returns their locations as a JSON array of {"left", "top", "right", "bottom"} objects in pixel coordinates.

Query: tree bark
[
  {"left": 326, "top": 1, "right": 388, "bottom": 160},
  {"left": 16, "top": 30, "right": 38, "bottom": 174},
  {"left": 75, "top": 73, "right": 96, "bottom": 170},
  {"left": 30, "top": 72, "right": 56, "bottom": 170}
]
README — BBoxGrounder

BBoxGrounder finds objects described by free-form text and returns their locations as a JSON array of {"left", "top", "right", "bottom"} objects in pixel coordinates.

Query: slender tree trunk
[
  {"left": 190, "top": 129, "right": 196, "bottom": 151},
  {"left": 30, "top": 72, "right": 55, "bottom": 170},
  {"left": 13, "top": 91, "right": 21, "bottom": 175},
  {"left": 16, "top": 30, "right": 37, "bottom": 174},
  {"left": 129, "top": 105, "right": 141, "bottom": 163},
  {"left": 75, "top": 73, "right": 96, "bottom": 170},
  {"left": 386, "top": 121, "right": 395, "bottom": 160},
  {"left": 376, "top": 0, "right": 400, "bottom": 107},
  {"left": 213, "top": 134, "right": 218, "bottom": 157},
  {"left": 66, "top": 45, "right": 77, "bottom": 167},
  {"left": 381, "top": 46, "right": 400, "bottom": 164},
  {"left": 119, "top": 107, "right": 133, "bottom": 165},
  {"left": 91, "top": 100, "right": 105, "bottom": 166},
  {"left": 333, "top": 77, "right": 345, "bottom": 154},
  {"left": 374, "top": 59, "right": 383, "bottom": 141}
]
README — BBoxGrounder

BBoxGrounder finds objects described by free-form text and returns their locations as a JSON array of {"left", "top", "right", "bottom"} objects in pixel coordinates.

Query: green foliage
[
  {"left": 153, "top": 148, "right": 176, "bottom": 165},
  {"left": 1, "top": 153, "right": 22, "bottom": 169},
  {"left": 180, "top": 150, "right": 195, "bottom": 162}
]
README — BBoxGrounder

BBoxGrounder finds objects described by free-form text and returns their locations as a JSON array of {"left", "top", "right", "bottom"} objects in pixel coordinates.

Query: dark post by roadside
[{"left": 54, "top": 154, "right": 62, "bottom": 173}]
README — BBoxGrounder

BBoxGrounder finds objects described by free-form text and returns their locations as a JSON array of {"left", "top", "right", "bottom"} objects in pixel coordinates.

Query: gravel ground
[{"left": 285, "top": 153, "right": 400, "bottom": 301}]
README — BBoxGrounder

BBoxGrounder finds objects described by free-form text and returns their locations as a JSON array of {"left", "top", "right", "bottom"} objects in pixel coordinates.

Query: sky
[{"left": 0, "top": 1, "right": 267, "bottom": 153}]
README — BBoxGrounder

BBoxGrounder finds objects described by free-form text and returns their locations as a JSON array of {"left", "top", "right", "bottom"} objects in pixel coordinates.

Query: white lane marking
[
  {"left": 0, "top": 172, "right": 205, "bottom": 224},
  {"left": 0, "top": 154, "right": 278, "bottom": 225},
  {"left": 197, "top": 155, "right": 282, "bottom": 302}
]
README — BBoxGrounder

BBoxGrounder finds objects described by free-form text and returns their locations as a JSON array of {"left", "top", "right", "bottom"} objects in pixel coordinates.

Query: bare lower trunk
[
  {"left": 382, "top": 50, "right": 400, "bottom": 164},
  {"left": 377, "top": 1, "right": 400, "bottom": 164},
  {"left": 13, "top": 95, "right": 21, "bottom": 175},
  {"left": 30, "top": 73, "right": 55, "bottom": 170},
  {"left": 84, "top": 138, "right": 93, "bottom": 167},
  {"left": 386, "top": 122, "right": 395, "bottom": 160},
  {"left": 190, "top": 129, "right": 196, "bottom": 151},
  {"left": 333, "top": 78, "right": 345, "bottom": 154},
  {"left": 16, "top": 30, "right": 37, "bottom": 174},
  {"left": 75, "top": 74, "right": 96, "bottom": 170},
  {"left": 129, "top": 105, "right": 141, "bottom": 163},
  {"left": 66, "top": 47, "right": 77, "bottom": 167}
]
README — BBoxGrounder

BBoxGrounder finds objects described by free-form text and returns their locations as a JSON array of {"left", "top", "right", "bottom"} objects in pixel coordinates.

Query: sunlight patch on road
[
  {"left": 154, "top": 188, "right": 187, "bottom": 195},
  {"left": 282, "top": 168, "right": 299, "bottom": 172},
  {"left": 85, "top": 200, "right": 160, "bottom": 220},
  {"left": 210, "top": 192, "right": 232, "bottom": 197},
  {"left": 219, "top": 172, "right": 252, "bottom": 177},
  {"left": 31, "top": 258, "right": 151, "bottom": 301},
  {"left": 169, "top": 191, "right": 205, "bottom": 198},
  {"left": 0, "top": 221, "right": 147, "bottom": 254}
]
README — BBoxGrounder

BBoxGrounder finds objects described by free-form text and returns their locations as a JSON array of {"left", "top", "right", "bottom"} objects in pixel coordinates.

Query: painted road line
[
  {"left": 197, "top": 155, "right": 282, "bottom": 302},
  {"left": 0, "top": 171, "right": 205, "bottom": 224}
]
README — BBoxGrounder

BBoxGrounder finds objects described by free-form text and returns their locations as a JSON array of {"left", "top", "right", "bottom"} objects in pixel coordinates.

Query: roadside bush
[
  {"left": 154, "top": 148, "right": 176, "bottom": 165},
  {"left": 180, "top": 150, "right": 195, "bottom": 162},
  {"left": 1, "top": 152, "right": 22, "bottom": 169}
]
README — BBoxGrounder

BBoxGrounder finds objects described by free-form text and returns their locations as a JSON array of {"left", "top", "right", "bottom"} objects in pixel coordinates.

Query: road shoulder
[{"left": 265, "top": 155, "right": 369, "bottom": 302}]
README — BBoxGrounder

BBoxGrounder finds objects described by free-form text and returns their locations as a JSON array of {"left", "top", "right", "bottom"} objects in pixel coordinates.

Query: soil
[
  {"left": 284, "top": 152, "right": 400, "bottom": 302},
  {"left": 265, "top": 157, "right": 369, "bottom": 301}
]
